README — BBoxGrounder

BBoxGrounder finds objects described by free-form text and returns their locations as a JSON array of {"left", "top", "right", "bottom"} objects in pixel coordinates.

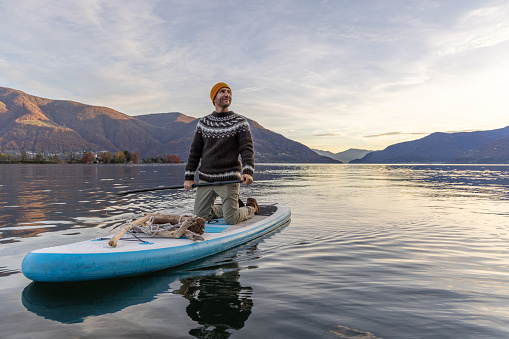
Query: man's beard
[{"left": 217, "top": 99, "right": 231, "bottom": 109}]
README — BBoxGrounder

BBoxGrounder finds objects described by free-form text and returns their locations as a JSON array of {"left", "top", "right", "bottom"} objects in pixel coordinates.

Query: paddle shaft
[{"left": 115, "top": 179, "right": 243, "bottom": 197}]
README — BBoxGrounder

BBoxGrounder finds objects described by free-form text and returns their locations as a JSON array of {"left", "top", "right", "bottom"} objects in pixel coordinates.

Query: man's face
[{"left": 214, "top": 87, "right": 232, "bottom": 109}]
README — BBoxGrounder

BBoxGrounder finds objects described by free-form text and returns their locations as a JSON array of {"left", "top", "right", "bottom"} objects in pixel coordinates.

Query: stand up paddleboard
[{"left": 22, "top": 204, "right": 290, "bottom": 282}]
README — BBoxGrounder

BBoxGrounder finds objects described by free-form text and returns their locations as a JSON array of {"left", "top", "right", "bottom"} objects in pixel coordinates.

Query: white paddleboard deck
[{"left": 22, "top": 204, "right": 291, "bottom": 282}]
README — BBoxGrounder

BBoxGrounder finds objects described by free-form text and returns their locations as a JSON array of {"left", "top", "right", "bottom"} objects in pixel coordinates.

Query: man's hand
[
  {"left": 184, "top": 180, "right": 196, "bottom": 190},
  {"left": 241, "top": 174, "right": 253, "bottom": 185}
]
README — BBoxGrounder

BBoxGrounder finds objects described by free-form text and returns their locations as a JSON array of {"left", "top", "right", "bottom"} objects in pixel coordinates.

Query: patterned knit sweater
[{"left": 185, "top": 111, "right": 255, "bottom": 182}]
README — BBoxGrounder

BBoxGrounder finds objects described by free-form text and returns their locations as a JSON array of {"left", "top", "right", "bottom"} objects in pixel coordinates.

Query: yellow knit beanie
[{"left": 210, "top": 82, "right": 231, "bottom": 105}]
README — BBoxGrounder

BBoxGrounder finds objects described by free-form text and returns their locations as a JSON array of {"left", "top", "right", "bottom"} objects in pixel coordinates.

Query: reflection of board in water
[
  {"left": 21, "top": 221, "right": 289, "bottom": 324},
  {"left": 22, "top": 204, "right": 290, "bottom": 282}
]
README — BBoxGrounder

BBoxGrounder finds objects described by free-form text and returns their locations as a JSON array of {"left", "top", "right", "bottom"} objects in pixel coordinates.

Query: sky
[{"left": 2, "top": 0, "right": 509, "bottom": 153}]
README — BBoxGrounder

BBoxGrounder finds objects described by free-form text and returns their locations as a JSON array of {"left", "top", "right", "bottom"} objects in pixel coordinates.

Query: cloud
[
  {"left": 236, "top": 86, "right": 266, "bottom": 94},
  {"left": 433, "top": 5, "right": 509, "bottom": 56},
  {"left": 365, "top": 132, "right": 429, "bottom": 138},
  {"left": 313, "top": 133, "right": 342, "bottom": 137},
  {"left": 444, "top": 129, "right": 483, "bottom": 133}
]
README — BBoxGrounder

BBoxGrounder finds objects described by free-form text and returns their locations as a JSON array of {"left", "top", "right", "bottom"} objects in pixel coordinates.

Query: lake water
[{"left": 1, "top": 163, "right": 509, "bottom": 338}]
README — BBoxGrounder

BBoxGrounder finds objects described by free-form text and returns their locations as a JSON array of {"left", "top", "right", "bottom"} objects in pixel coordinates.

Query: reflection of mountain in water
[
  {"left": 0, "top": 164, "right": 151, "bottom": 242},
  {"left": 386, "top": 165, "right": 509, "bottom": 200}
]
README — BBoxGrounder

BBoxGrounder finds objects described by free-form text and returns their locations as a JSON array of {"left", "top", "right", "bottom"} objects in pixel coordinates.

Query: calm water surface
[{"left": 1, "top": 163, "right": 509, "bottom": 338}]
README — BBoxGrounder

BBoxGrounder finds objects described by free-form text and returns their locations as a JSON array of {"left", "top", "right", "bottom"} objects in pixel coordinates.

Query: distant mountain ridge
[
  {"left": 0, "top": 87, "right": 338, "bottom": 163},
  {"left": 453, "top": 133, "right": 509, "bottom": 164},
  {"left": 312, "top": 148, "right": 372, "bottom": 163},
  {"left": 351, "top": 127, "right": 509, "bottom": 164}
]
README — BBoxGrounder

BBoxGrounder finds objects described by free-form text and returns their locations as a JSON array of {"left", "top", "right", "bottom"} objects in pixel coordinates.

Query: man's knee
[{"left": 224, "top": 210, "right": 241, "bottom": 225}]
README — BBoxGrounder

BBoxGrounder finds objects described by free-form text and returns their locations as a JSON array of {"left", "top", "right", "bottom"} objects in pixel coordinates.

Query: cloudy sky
[{"left": 2, "top": 0, "right": 509, "bottom": 152}]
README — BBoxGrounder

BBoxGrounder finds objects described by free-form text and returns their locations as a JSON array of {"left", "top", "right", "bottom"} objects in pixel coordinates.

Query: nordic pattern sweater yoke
[{"left": 185, "top": 111, "right": 255, "bottom": 182}]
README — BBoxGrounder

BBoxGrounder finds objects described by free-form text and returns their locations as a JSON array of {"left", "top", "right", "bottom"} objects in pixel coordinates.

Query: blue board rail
[{"left": 22, "top": 204, "right": 291, "bottom": 282}]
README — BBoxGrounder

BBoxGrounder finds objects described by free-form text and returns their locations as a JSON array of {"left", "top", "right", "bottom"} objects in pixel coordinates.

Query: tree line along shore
[{"left": 0, "top": 151, "right": 182, "bottom": 164}]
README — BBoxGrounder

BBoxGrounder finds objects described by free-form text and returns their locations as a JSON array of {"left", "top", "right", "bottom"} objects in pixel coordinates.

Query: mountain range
[
  {"left": 351, "top": 127, "right": 509, "bottom": 164},
  {"left": 0, "top": 87, "right": 337, "bottom": 163},
  {"left": 2, "top": 86, "right": 508, "bottom": 164},
  {"left": 312, "top": 148, "right": 373, "bottom": 163}
]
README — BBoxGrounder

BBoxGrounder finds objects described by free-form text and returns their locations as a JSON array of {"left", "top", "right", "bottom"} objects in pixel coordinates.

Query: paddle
[{"left": 114, "top": 179, "right": 243, "bottom": 197}]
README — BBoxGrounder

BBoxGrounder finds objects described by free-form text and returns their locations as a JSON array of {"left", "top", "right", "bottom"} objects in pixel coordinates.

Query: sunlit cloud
[
  {"left": 236, "top": 86, "right": 266, "bottom": 94},
  {"left": 434, "top": 5, "right": 509, "bottom": 56},
  {"left": 313, "top": 133, "right": 342, "bottom": 137},
  {"left": 365, "top": 132, "right": 430, "bottom": 138}
]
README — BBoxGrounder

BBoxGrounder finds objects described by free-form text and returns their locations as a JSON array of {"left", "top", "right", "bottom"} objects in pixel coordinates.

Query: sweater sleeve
[
  {"left": 185, "top": 124, "right": 205, "bottom": 181},
  {"left": 238, "top": 122, "right": 255, "bottom": 177}
]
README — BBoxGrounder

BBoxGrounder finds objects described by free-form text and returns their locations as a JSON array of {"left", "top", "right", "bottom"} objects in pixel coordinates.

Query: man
[{"left": 184, "top": 82, "right": 258, "bottom": 224}]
